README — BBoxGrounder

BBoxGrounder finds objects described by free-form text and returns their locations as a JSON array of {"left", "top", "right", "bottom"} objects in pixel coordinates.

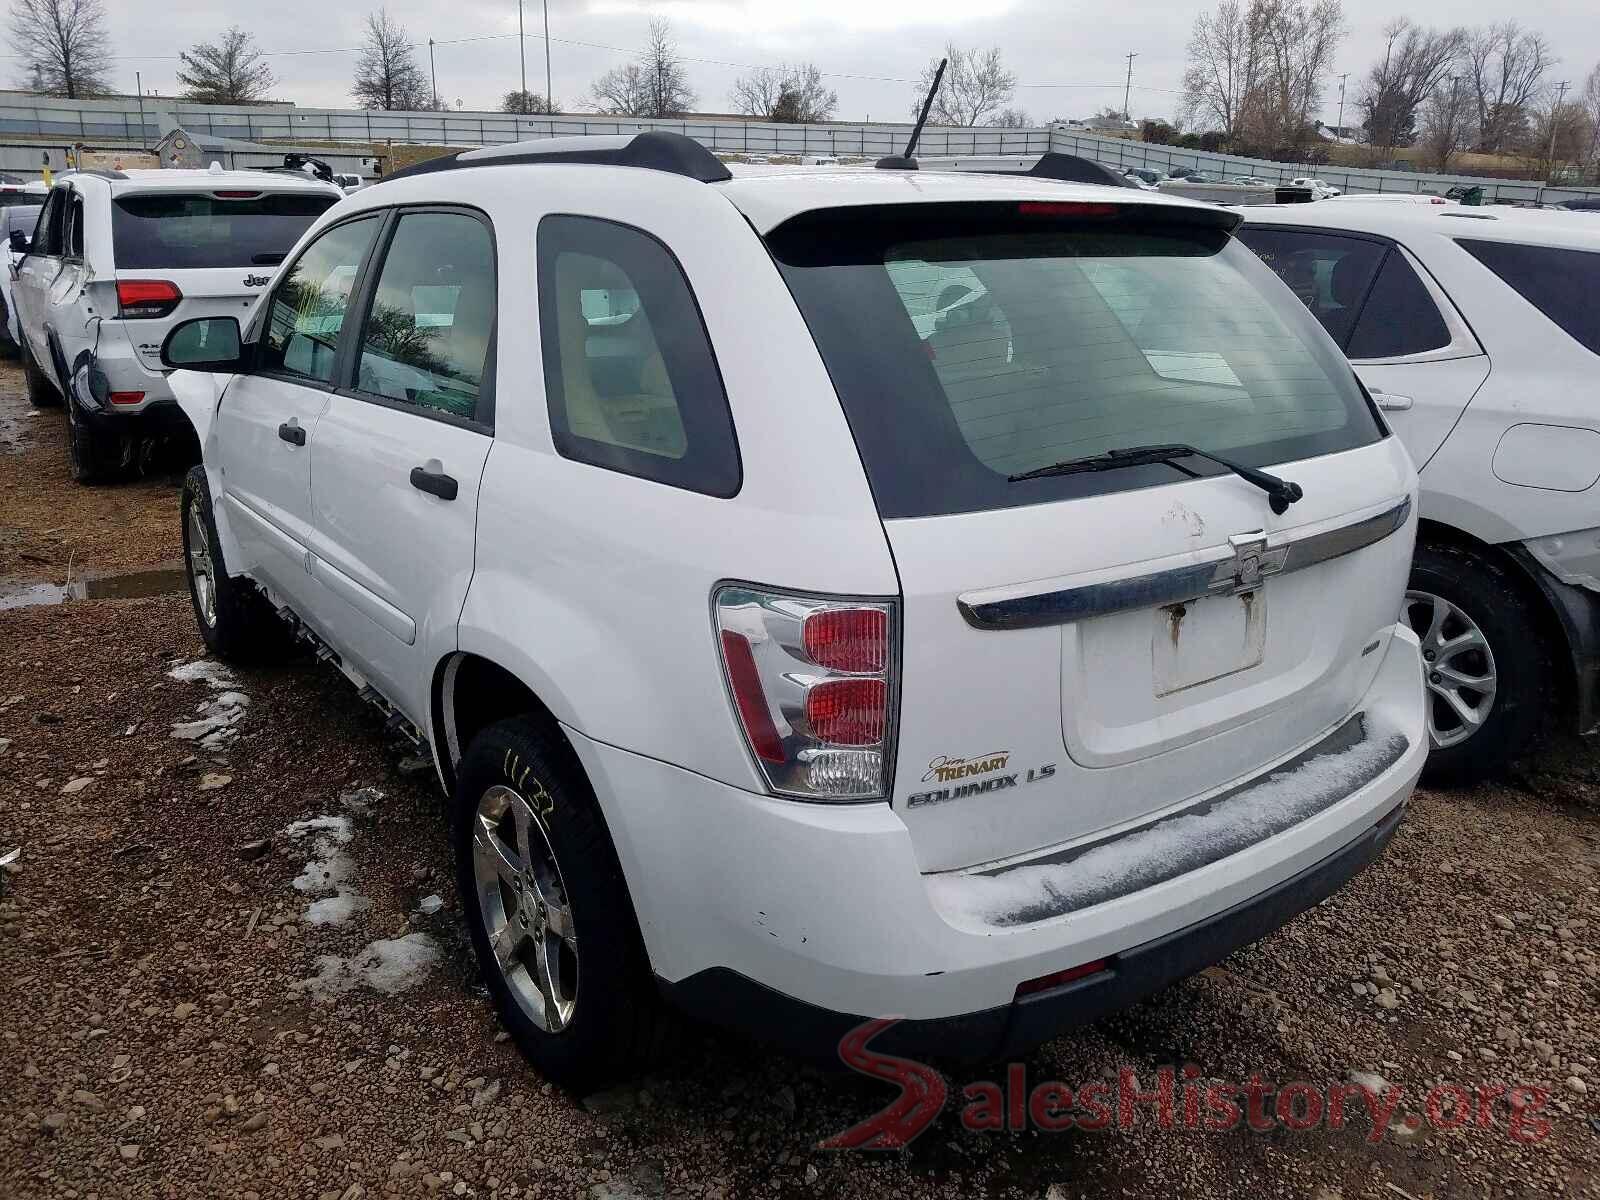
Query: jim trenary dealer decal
[{"left": 906, "top": 751, "right": 1056, "bottom": 808}]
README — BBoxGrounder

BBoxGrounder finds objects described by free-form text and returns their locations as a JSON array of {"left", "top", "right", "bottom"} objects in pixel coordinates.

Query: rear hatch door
[
  {"left": 109, "top": 187, "right": 337, "bottom": 370},
  {"left": 768, "top": 199, "right": 1415, "bottom": 872}
]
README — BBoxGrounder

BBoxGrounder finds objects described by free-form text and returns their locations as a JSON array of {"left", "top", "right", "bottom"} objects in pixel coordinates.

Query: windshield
[
  {"left": 112, "top": 192, "right": 337, "bottom": 270},
  {"left": 768, "top": 203, "right": 1382, "bottom": 518}
]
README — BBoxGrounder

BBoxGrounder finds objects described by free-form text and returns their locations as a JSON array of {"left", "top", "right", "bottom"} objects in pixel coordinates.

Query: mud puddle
[{"left": 0, "top": 564, "right": 186, "bottom": 610}]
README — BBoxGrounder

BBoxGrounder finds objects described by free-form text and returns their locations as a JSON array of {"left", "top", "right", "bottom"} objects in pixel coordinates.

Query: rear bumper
[
  {"left": 566, "top": 625, "right": 1425, "bottom": 1055},
  {"left": 662, "top": 799, "right": 1405, "bottom": 1061},
  {"left": 72, "top": 321, "right": 177, "bottom": 417}
]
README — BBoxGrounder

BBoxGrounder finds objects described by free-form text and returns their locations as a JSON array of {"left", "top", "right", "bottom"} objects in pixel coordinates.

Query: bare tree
[
  {"left": 729, "top": 62, "right": 837, "bottom": 123},
  {"left": 177, "top": 27, "right": 274, "bottom": 104},
  {"left": 912, "top": 44, "right": 1017, "bottom": 127},
  {"left": 8, "top": 0, "right": 111, "bottom": 98},
  {"left": 1583, "top": 63, "right": 1600, "bottom": 180},
  {"left": 1357, "top": 19, "right": 1465, "bottom": 153},
  {"left": 1183, "top": 0, "right": 1342, "bottom": 152},
  {"left": 1181, "top": 0, "right": 1263, "bottom": 140},
  {"left": 591, "top": 19, "right": 695, "bottom": 118},
  {"left": 352, "top": 10, "right": 430, "bottom": 111},
  {"left": 1420, "top": 75, "right": 1474, "bottom": 171},
  {"left": 502, "top": 89, "right": 554, "bottom": 115},
  {"left": 1465, "top": 22, "right": 1552, "bottom": 153},
  {"left": 988, "top": 106, "right": 1032, "bottom": 128},
  {"left": 1527, "top": 92, "right": 1589, "bottom": 177}
]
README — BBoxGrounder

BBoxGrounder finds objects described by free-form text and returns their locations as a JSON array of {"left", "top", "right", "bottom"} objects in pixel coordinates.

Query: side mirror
[
  {"left": 8, "top": 229, "right": 28, "bottom": 253},
  {"left": 161, "top": 316, "right": 245, "bottom": 372}
]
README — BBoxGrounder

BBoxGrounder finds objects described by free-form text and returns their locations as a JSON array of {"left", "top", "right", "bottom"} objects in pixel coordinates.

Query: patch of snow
[
  {"left": 928, "top": 716, "right": 1409, "bottom": 929},
  {"left": 305, "top": 893, "right": 372, "bottom": 926},
  {"left": 166, "top": 659, "right": 240, "bottom": 689},
  {"left": 282, "top": 814, "right": 363, "bottom": 922},
  {"left": 415, "top": 893, "right": 443, "bottom": 915},
  {"left": 302, "top": 934, "right": 440, "bottom": 999},
  {"left": 167, "top": 661, "right": 248, "bottom": 750},
  {"left": 339, "top": 786, "right": 385, "bottom": 817}
]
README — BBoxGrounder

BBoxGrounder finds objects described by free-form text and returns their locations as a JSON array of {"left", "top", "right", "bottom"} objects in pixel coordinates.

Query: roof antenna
[{"left": 878, "top": 57, "right": 946, "bottom": 171}]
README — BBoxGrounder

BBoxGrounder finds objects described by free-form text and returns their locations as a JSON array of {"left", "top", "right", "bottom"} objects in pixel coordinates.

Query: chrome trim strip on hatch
[{"left": 957, "top": 495, "right": 1412, "bottom": 630}]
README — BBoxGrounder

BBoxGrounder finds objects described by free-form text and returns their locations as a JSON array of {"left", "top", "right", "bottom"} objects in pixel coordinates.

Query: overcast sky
[{"left": 95, "top": 0, "right": 1599, "bottom": 125}]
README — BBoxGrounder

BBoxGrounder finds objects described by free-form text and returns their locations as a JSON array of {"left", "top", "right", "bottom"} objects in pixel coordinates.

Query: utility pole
[
  {"left": 1122, "top": 52, "right": 1137, "bottom": 121},
  {"left": 135, "top": 70, "right": 148, "bottom": 151},
  {"left": 428, "top": 39, "right": 438, "bottom": 110},
  {"left": 1547, "top": 80, "right": 1570, "bottom": 173},
  {"left": 518, "top": 0, "right": 527, "bottom": 107},
  {"left": 543, "top": 0, "right": 552, "bottom": 114},
  {"left": 1336, "top": 73, "right": 1348, "bottom": 137}
]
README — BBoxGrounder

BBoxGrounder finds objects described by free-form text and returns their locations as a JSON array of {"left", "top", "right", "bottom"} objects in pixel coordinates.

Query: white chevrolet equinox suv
[{"left": 161, "top": 133, "right": 1427, "bottom": 1089}]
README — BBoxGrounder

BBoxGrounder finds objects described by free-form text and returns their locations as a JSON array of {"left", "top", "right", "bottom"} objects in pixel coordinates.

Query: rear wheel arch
[
  {"left": 1415, "top": 518, "right": 1573, "bottom": 708},
  {"left": 431, "top": 652, "right": 567, "bottom": 794}
]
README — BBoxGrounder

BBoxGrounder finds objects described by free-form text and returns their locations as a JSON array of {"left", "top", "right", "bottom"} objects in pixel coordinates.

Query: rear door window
[
  {"left": 111, "top": 192, "right": 337, "bottom": 270},
  {"left": 770, "top": 204, "right": 1382, "bottom": 518},
  {"left": 1457, "top": 238, "right": 1600, "bottom": 356}
]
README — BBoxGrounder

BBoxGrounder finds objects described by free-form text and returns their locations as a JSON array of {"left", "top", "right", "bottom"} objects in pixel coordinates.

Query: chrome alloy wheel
[
  {"left": 186, "top": 503, "right": 218, "bottom": 628},
  {"left": 472, "top": 782, "right": 578, "bottom": 1032},
  {"left": 1401, "top": 589, "right": 1498, "bottom": 750}
]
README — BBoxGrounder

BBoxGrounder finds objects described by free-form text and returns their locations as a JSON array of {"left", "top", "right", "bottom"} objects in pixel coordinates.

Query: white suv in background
[
  {"left": 1238, "top": 205, "right": 1600, "bottom": 779},
  {"left": 161, "top": 134, "right": 1425, "bottom": 1087},
  {"left": 9, "top": 165, "right": 339, "bottom": 481}
]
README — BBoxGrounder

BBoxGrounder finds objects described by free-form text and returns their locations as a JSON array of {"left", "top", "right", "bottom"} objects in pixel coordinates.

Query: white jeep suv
[
  {"left": 1237, "top": 204, "right": 1600, "bottom": 780},
  {"left": 9, "top": 165, "right": 339, "bottom": 481},
  {"left": 161, "top": 133, "right": 1426, "bottom": 1088}
]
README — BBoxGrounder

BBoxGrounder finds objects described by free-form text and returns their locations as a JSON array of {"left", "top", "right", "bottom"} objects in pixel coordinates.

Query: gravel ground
[
  {"left": 0, "top": 365, "right": 184, "bottom": 588},
  {"left": 2, "top": 369, "right": 1598, "bottom": 1199}
]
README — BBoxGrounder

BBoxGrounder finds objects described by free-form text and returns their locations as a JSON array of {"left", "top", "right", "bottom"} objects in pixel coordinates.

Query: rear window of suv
[
  {"left": 1457, "top": 238, "right": 1600, "bottom": 357},
  {"left": 111, "top": 192, "right": 337, "bottom": 270},
  {"left": 769, "top": 203, "right": 1383, "bottom": 518}
]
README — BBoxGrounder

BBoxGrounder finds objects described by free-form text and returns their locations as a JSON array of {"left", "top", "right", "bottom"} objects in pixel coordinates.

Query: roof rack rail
[
  {"left": 379, "top": 130, "right": 731, "bottom": 186},
  {"left": 881, "top": 152, "right": 1138, "bottom": 190}
]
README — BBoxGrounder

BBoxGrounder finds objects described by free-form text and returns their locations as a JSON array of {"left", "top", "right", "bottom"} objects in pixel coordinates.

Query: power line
[{"left": 18, "top": 27, "right": 1192, "bottom": 97}]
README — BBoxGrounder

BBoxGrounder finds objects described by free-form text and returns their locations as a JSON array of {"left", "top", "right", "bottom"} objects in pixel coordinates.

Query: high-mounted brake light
[
  {"left": 212, "top": 190, "right": 262, "bottom": 199},
  {"left": 116, "top": 280, "right": 181, "bottom": 319},
  {"left": 1018, "top": 201, "right": 1120, "bottom": 218},
  {"left": 714, "top": 587, "right": 897, "bottom": 801}
]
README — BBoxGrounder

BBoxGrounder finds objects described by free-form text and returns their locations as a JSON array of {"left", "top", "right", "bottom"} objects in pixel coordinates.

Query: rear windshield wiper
[{"left": 1008, "top": 444, "right": 1304, "bottom": 514}]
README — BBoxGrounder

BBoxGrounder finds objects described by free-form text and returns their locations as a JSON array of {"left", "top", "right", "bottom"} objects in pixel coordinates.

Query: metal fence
[
  {"left": 1048, "top": 127, "right": 1600, "bottom": 206},
  {"left": 0, "top": 93, "right": 1595, "bottom": 203}
]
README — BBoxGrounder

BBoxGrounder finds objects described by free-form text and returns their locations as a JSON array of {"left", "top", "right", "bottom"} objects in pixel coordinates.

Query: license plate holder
[{"left": 1152, "top": 589, "right": 1266, "bottom": 697}]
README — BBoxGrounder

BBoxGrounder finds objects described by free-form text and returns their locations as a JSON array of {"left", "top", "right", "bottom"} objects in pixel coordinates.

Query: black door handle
[
  {"left": 277, "top": 422, "right": 306, "bottom": 446},
  {"left": 410, "top": 466, "right": 458, "bottom": 501}
]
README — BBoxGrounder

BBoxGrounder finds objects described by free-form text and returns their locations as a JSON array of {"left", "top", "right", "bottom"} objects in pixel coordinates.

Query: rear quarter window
[
  {"left": 112, "top": 192, "right": 337, "bottom": 270},
  {"left": 1457, "top": 238, "right": 1600, "bottom": 356}
]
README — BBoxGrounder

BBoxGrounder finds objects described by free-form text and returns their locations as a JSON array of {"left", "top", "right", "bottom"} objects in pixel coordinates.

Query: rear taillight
[
  {"left": 714, "top": 586, "right": 897, "bottom": 801},
  {"left": 116, "top": 280, "right": 181, "bottom": 319}
]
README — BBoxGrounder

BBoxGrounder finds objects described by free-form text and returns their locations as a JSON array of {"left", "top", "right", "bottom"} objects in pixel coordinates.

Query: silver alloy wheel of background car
[
  {"left": 186, "top": 504, "right": 217, "bottom": 628},
  {"left": 1401, "top": 589, "right": 1498, "bottom": 750},
  {"left": 472, "top": 782, "right": 578, "bottom": 1032}
]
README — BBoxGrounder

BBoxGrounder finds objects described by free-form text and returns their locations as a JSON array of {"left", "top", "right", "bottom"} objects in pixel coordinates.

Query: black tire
[
  {"left": 1406, "top": 541, "right": 1551, "bottom": 786},
  {"left": 180, "top": 465, "right": 294, "bottom": 662},
  {"left": 64, "top": 355, "right": 133, "bottom": 485},
  {"left": 21, "top": 338, "right": 58, "bottom": 408},
  {"left": 453, "top": 717, "right": 660, "bottom": 1092}
]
